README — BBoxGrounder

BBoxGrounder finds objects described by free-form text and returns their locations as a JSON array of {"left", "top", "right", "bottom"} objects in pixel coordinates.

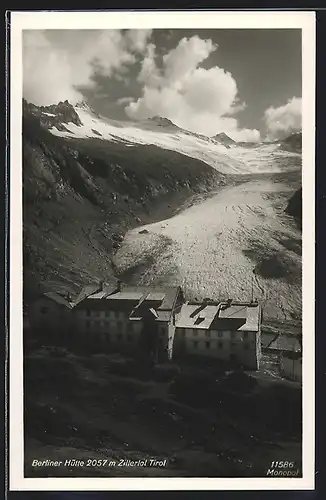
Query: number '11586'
[{"left": 270, "top": 461, "right": 294, "bottom": 468}]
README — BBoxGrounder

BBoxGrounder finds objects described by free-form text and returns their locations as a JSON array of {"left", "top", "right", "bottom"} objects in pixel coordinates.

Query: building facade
[
  {"left": 174, "top": 300, "right": 262, "bottom": 370},
  {"left": 73, "top": 285, "right": 183, "bottom": 361},
  {"left": 27, "top": 292, "right": 75, "bottom": 336},
  {"left": 281, "top": 351, "right": 302, "bottom": 382},
  {"left": 27, "top": 283, "right": 183, "bottom": 361}
]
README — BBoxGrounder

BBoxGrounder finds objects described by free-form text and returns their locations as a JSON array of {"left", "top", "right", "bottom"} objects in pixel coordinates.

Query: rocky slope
[
  {"left": 285, "top": 188, "right": 302, "bottom": 227},
  {"left": 23, "top": 104, "right": 226, "bottom": 301},
  {"left": 280, "top": 132, "right": 302, "bottom": 153},
  {"left": 212, "top": 132, "right": 236, "bottom": 148}
]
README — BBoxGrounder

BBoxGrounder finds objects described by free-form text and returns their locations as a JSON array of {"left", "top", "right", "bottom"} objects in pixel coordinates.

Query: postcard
[{"left": 8, "top": 9, "right": 315, "bottom": 491}]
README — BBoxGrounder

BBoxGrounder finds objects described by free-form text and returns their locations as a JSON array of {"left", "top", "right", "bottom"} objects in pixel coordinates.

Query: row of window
[
  {"left": 87, "top": 332, "right": 166, "bottom": 347},
  {"left": 85, "top": 319, "right": 134, "bottom": 331},
  {"left": 192, "top": 340, "right": 251, "bottom": 350},
  {"left": 87, "top": 332, "right": 135, "bottom": 342},
  {"left": 39, "top": 307, "right": 126, "bottom": 319},
  {"left": 178, "top": 329, "right": 250, "bottom": 339},
  {"left": 84, "top": 310, "right": 125, "bottom": 319},
  {"left": 83, "top": 319, "right": 167, "bottom": 333}
]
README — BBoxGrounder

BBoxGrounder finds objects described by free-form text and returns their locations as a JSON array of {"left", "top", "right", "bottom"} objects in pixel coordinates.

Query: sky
[{"left": 23, "top": 29, "right": 302, "bottom": 141}]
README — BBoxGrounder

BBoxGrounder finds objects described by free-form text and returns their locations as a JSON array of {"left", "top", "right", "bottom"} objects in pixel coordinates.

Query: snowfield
[
  {"left": 49, "top": 105, "right": 301, "bottom": 176},
  {"left": 113, "top": 178, "right": 302, "bottom": 321}
]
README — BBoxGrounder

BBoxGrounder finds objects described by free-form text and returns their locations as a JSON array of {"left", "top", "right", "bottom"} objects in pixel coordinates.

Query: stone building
[
  {"left": 26, "top": 286, "right": 262, "bottom": 369},
  {"left": 73, "top": 284, "right": 183, "bottom": 361},
  {"left": 27, "top": 283, "right": 183, "bottom": 361},
  {"left": 174, "top": 300, "right": 262, "bottom": 370}
]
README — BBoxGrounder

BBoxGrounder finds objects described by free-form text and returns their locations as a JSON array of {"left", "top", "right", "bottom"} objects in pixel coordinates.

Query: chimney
[{"left": 99, "top": 280, "right": 105, "bottom": 291}]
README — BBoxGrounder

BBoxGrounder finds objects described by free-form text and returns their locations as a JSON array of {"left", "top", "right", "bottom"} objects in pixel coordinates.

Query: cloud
[
  {"left": 116, "top": 96, "right": 134, "bottom": 105},
  {"left": 125, "top": 29, "right": 153, "bottom": 53},
  {"left": 125, "top": 35, "right": 260, "bottom": 141},
  {"left": 264, "top": 97, "right": 302, "bottom": 140},
  {"left": 23, "top": 29, "right": 152, "bottom": 105}
]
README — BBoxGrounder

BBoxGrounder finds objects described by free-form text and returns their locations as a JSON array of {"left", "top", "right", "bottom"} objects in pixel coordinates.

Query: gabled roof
[
  {"left": 263, "top": 333, "right": 301, "bottom": 352},
  {"left": 215, "top": 303, "right": 260, "bottom": 332},
  {"left": 218, "top": 305, "right": 247, "bottom": 320},
  {"left": 43, "top": 292, "right": 74, "bottom": 309},
  {"left": 86, "top": 285, "right": 180, "bottom": 322},
  {"left": 107, "top": 291, "right": 144, "bottom": 302},
  {"left": 73, "top": 284, "right": 102, "bottom": 305},
  {"left": 86, "top": 285, "right": 121, "bottom": 300},
  {"left": 282, "top": 350, "right": 302, "bottom": 360},
  {"left": 175, "top": 303, "right": 221, "bottom": 330},
  {"left": 176, "top": 301, "right": 261, "bottom": 332},
  {"left": 121, "top": 286, "right": 180, "bottom": 311}
]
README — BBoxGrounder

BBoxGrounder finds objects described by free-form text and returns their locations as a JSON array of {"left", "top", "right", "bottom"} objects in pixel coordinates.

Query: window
[
  {"left": 117, "top": 322, "right": 123, "bottom": 332},
  {"left": 244, "top": 342, "right": 249, "bottom": 350},
  {"left": 205, "top": 331, "right": 211, "bottom": 338},
  {"left": 40, "top": 306, "right": 48, "bottom": 314},
  {"left": 243, "top": 331, "right": 248, "bottom": 339},
  {"left": 133, "top": 323, "right": 140, "bottom": 333},
  {"left": 193, "top": 330, "right": 198, "bottom": 337},
  {"left": 230, "top": 331, "right": 236, "bottom": 339},
  {"left": 105, "top": 311, "right": 110, "bottom": 317},
  {"left": 218, "top": 341, "right": 223, "bottom": 349},
  {"left": 218, "top": 331, "right": 223, "bottom": 338},
  {"left": 205, "top": 341, "right": 210, "bottom": 349},
  {"left": 85, "top": 309, "right": 91, "bottom": 317},
  {"left": 193, "top": 341, "right": 198, "bottom": 348}
]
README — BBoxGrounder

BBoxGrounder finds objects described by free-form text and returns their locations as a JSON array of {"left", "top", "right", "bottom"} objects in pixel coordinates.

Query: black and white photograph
[{"left": 9, "top": 11, "right": 315, "bottom": 490}]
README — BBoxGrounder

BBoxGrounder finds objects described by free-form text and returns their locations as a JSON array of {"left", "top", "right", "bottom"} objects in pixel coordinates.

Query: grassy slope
[{"left": 24, "top": 341, "right": 302, "bottom": 478}]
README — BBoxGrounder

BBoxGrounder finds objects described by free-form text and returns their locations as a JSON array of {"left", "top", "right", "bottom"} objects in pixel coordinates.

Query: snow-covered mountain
[
  {"left": 23, "top": 98, "right": 302, "bottom": 323},
  {"left": 23, "top": 99, "right": 302, "bottom": 176}
]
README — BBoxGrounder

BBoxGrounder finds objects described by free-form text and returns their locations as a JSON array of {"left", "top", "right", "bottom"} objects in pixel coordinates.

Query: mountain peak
[
  {"left": 212, "top": 132, "right": 236, "bottom": 145},
  {"left": 147, "top": 116, "right": 179, "bottom": 128},
  {"left": 23, "top": 99, "right": 83, "bottom": 129},
  {"left": 75, "top": 100, "right": 94, "bottom": 113}
]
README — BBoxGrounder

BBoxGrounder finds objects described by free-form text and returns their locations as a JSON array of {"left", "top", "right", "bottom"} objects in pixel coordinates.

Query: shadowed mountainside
[
  {"left": 285, "top": 187, "right": 302, "bottom": 227},
  {"left": 23, "top": 111, "right": 225, "bottom": 301}
]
